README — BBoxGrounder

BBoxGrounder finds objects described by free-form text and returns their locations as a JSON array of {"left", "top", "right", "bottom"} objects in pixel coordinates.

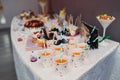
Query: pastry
[{"left": 24, "top": 20, "right": 44, "bottom": 33}]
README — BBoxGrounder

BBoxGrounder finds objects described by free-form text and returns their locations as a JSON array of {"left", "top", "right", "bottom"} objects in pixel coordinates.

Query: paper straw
[
  {"left": 60, "top": 33, "right": 63, "bottom": 62},
  {"left": 41, "top": 29, "right": 44, "bottom": 39},
  {"left": 60, "top": 43, "right": 63, "bottom": 62},
  {"left": 43, "top": 39, "right": 46, "bottom": 55},
  {"left": 87, "top": 26, "right": 96, "bottom": 42},
  {"left": 87, "top": 35, "right": 91, "bottom": 43},
  {"left": 91, "top": 26, "right": 96, "bottom": 34},
  {"left": 93, "top": 36, "right": 99, "bottom": 42}
]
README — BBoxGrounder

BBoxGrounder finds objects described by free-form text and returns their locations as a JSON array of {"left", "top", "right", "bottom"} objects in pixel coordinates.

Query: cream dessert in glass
[{"left": 96, "top": 14, "right": 115, "bottom": 37}]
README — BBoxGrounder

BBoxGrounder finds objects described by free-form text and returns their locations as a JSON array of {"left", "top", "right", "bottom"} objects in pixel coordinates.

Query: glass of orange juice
[
  {"left": 77, "top": 43, "right": 87, "bottom": 49},
  {"left": 77, "top": 43, "right": 89, "bottom": 61},
  {"left": 53, "top": 45, "right": 65, "bottom": 56},
  {"left": 69, "top": 48, "right": 82, "bottom": 68},
  {"left": 39, "top": 49, "right": 53, "bottom": 68},
  {"left": 54, "top": 55, "right": 69, "bottom": 74},
  {"left": 68, "top": 38, "right": 76, "bottom": 49}
]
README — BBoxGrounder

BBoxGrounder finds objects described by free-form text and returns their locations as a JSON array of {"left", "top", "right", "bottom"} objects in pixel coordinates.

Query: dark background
[
  {"left": 51, "top": 0, "right": 120, "bottom": 42},
  {"left": 1, "top": 0, "right": 120, "bottom": 42}
]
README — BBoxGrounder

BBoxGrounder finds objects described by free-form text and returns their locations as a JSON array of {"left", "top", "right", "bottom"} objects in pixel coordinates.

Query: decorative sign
[{"left": 83, "top": 21, "right": 99, "bottom": 49}]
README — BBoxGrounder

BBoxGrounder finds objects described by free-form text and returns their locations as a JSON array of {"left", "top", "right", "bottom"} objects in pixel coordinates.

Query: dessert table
[{"left": 11, "top": 17, "right": 120, "bottom": 80}]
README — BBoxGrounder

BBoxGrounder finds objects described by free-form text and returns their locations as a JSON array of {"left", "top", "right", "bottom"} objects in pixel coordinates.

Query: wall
[
  {"left": 51, "top": 0, "right": 120, "bottom": 42},
  {"left": 0, "top": 0, "right": 39, "bottom": 29}
]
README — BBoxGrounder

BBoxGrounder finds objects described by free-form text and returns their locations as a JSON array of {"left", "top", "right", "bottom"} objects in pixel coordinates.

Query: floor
[
  {"left": 0, "top": 28, "right": 17, "bottom": 80},
  {"left": 0, "top": 28, "right": 120, "bottom": 80}
]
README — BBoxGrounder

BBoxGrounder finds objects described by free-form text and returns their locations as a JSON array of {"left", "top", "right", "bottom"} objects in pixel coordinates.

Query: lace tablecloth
[{"left": 11, "top": 17, "right": 120, "bottom": 80}]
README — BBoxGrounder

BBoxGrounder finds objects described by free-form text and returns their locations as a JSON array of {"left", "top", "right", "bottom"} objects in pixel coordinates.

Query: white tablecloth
[{"left": 11, "top": 17, "right": 120, "bottom": 80}]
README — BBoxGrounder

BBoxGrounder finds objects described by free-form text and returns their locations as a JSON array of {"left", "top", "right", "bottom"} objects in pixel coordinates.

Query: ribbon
[{"left": 99, "top": 36, "right": 110, "bottom": 43}]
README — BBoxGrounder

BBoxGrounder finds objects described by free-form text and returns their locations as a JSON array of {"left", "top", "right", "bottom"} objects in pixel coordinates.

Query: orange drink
[
  {"left": 71, "top": 48, "right": 82, "bottom": 56},
  {"left": 77, "top": 43, "right": 87, "bottom": 49},
  {"left": 41, "top": 52, "right": 51, "bottom": 56},
  {"left": 55, "top": 58, "right": 67, "bottom": 64},
  {"left": 68, "top": 42, "right": 76, "bottom": 49},
  {"left": 70, "top": 48, "right": 82, "bottom": 68},
  {"left": 40, "top": 49, "right": 53, "bottom": 68},
  {"left": 79, "top": 45, "right": 85, "bottom": 49},
  {"left": 69, "top": 43, "right": 75, "bottom": 46},
  {"left": 72, "top": 51, "right": 81, "bottom": 56},
  {"left": 54, "top": 47, "right": 64, "bottom": 51},
  {"left": 54, "top": 55, "right": 68, "bottom": 73},
  {"left": 55, "top": 47, "right": 60, "bottom": 51}
]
